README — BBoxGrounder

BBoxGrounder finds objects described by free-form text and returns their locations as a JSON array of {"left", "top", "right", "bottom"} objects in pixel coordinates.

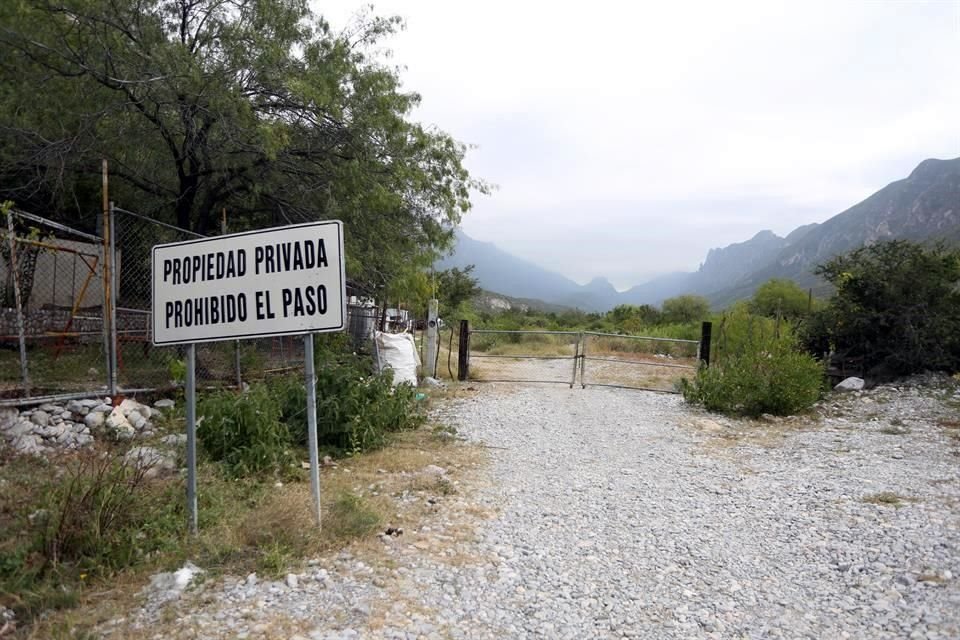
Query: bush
[
  {"left": 804, "top": 241, "right": 960, "bottom": 377},
  {"left": 197, "top": 383, "right": 294, "bottom": 476},
  {"left": 682, "top": 341, "right": 824, "bottom": 417},
  {"left": 198, "top": 355, "right": 425, "bottom": 475},
  {"left": 277, "top": 355, "right": 424, "bottom": 454}
]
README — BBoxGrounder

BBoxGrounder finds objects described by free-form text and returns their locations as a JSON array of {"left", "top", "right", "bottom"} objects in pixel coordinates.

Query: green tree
[
  {"left": 661, "top": 295, "right": 710, "bottom": 324},
  {"left": 608, "top": 304, "right": 661, "bottom": 330},
  {"left": 804, "top": 240, "right": 960, "bottom": 376},
  {"left": 0, "top": 0, "right": 484, "bottom": 298},
  {"left": 435, "top": 266, "right": 481, "bottom": 316},
  {"left": 749, "top": 278, "right": 812, "bottom": 319}
]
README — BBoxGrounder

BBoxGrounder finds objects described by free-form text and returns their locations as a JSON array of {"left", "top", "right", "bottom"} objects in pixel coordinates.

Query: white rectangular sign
[{"left": 151, "top": 221, "right": 345, "bottom": 345}]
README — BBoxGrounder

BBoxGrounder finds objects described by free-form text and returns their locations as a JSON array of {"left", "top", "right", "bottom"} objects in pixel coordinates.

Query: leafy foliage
[
  {"left": 198, "top": 355, "right": 424, "bottom": 476},
  {"left": 682, "top": 340, "right": 824, "bottom": 417},
  {"left": 749, "top": 278, "right": 813, "bottom": 319},
  {"left": 197, "top": 383, "right": 294, "bottom": 476},
  {"left": 0, "top": 0, "right": 484, "bottom": 298},
  {"left": 661, "top": 295, "right": 711, "bottom": 324},
  {"left": 804, "top": 241, "right": 960, "bottom": 377}
]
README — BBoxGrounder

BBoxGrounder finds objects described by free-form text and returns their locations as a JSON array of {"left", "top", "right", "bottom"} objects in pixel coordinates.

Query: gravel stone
[{"left": 107, "top": 377, "right": 960, "bottom": 639}]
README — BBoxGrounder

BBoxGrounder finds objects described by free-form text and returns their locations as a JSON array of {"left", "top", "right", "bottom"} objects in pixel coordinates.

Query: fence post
[
  {"left": 425, "top": 299, "right": 439, "bottom": 378},
  {"left": 457, "top": 319, "right": 470, "bottom": 381},
  {"left": 5, "top": 209, "right": 30, "bottom": 397},
  {"left": 570, "top": 332, "right": 581, "bottom": 388},
  {"left": 108, "top": 201, "right": 118, "bottom": 395},
  {"left": 100, "top": 160, "right": 116, "bottom": 396},
  {"left": 579, "top": 332, "right": 588, "bottom": 388},
  {"left": 699, "top": 321, "right": 712, "bottom": 367}
]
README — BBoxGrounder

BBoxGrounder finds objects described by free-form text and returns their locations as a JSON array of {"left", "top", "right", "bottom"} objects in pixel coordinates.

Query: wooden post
[
  {"left": 457, "top": 319, "right": 470, "bottom": 381},
  {"left": 699, "top": 321, "right": 712, "bottom": 367}
]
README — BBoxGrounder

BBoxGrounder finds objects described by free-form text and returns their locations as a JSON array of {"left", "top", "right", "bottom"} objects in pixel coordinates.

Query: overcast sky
[{"left": 320, "top": 0, "right": 960, "bottom": 290}]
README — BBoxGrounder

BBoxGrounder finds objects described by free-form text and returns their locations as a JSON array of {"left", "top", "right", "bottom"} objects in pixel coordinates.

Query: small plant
[{"left": 325, "top": 492, "right": 381, "bottom": 541}]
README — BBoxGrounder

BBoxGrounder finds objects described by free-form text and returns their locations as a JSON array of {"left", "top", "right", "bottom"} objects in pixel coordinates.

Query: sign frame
[{"left": 150, "top": 220, "right": 346, "bottom": 346}]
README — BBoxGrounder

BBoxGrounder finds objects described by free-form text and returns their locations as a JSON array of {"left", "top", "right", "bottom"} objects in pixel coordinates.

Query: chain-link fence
[{"left": 0, "top": 207, "right": 109, "bottom": 400}]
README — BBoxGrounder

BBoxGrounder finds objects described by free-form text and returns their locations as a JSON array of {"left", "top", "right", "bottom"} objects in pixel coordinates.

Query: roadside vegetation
[{"left": 0, "top": 336, "right": 463, "bottom": 637}]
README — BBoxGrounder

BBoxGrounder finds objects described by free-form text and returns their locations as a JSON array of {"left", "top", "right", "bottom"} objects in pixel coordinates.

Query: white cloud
[{"left": 316, "top": 0, "right": 960, "bottom": 288}]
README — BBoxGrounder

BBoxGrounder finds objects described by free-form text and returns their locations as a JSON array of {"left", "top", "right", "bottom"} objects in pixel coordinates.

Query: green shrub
[
  {"left": 276, "top": 355, "right": 424, "bottom": 455},
  {"left": 197, "top": 383, "right": 294, "bottom": 476},
  {"left": 804, "top": 240, "right": 960, "bottom": 377},
  {"left": 682, "top": 341, "right": 824, "bottom": 417}
]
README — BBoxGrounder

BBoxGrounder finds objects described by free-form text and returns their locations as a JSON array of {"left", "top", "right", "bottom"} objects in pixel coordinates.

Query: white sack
[{"left": 374, "top": 331, "right": 420, "bottom": 387}]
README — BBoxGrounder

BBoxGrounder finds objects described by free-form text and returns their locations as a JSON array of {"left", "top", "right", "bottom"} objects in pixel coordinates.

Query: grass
[
  {"left": 2, "top": 414, "right": 485, "bottom": 639},
  {"left": 861, "top": 491, "right": 911, "bottom": 507}
]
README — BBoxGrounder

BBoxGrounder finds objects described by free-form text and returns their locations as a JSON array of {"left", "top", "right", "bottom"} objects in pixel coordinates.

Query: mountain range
[{"left": 438, "top": 157, "right": 960, "bottom": 312}]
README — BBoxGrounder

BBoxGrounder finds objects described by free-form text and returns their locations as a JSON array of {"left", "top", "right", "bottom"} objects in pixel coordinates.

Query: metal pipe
[
  {"left": 101, "top": 161, "right": 112, "bottom": 397},
  {"left": 304, "top": 333, "right": 322, "bottom": 528},
  {"left": 469, "top": 329, "right": 581, "bottom": 336},
  {"left": 113, "top": 206, "right": 205, "bottom": 238},
  {"left": 185, "top": 343, "right": 198, "bottom": 535},
  {"left": 108, "top": 202, "right": 118, "bottom": 395},
  {"left": 582, "top": 330, "right": 699, "bottom": 344},
  {"left": 5, "top": 209, "right": 30, "bottom": 397},
  {"left": 0, "top": 387, "right": 156, "bottom": 408},
  {"left": 11, "top": 208, "right": 101, "bottom": 243},
  {"left": 470, "top": 354, "right": 578, "bottom": 361},
  {"left": 580, "top": 356, "right": 697, "bottom": 370}
]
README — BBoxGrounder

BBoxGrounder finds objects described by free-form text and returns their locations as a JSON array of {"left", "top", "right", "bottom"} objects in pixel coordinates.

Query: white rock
[
  {"left": 160, "top": 434, "right": 187, "bottom": 448},
  {"left": 91, "top": 403, "right": 113, "bottom": 414},
  {"left": 11, "top": 434, "right": 43, "bottom": 455},
  {"left": 0, "top": 408, "right": 18, "bottom": 430},
  {"left": 66, "top": 400, "right": 86, "bottom": 414},
  {"left": 124, "top": 446, "right": 177, "bottom": 478},
  {"left": 154, "top": 399, "right": 176, "bottom": 409},
  {"left": 835, "top": 377, "right": 865, "bottom": 391},
  {"left": 421, "top": 464, "right": 447, "bottom": 477},
  {"left": 119, "top": 398, "right": 143, "bottom": 418},
  {"left": 84, "top": 411, "right": 105, "bottom": 429},
  {"left": 286, "top": 573, "right": 299, "bottom": 589},
  {"left": 30, "top": 411, "right": 50, "bottom": 427},
  {"left": 106, "top": 407, "right": 135, "bottom": 440},
  {"left": 144, "top": 561, "right": 204, "bottom": 603},
  {"left": 4, "top": 420, "right": 36, "bottom": 438},
  {"left": 78, "top": 399, "right": 100, "bottom": 408}
]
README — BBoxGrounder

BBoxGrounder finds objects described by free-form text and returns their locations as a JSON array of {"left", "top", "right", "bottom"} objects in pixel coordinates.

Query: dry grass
[{"left": 18, "top": 425, "right": 488, "bottom": 640}]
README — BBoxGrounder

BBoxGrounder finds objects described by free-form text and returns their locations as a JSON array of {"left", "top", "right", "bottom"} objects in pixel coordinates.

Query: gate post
[
  {"left": 699, "top": 321, "right": 712, "bottom": 367},
  {"left": 457, "top": 320, "right": 470, "bottom": 381},
  {"left": 570, "top": 332, "right": 582, "bottom": 388}
]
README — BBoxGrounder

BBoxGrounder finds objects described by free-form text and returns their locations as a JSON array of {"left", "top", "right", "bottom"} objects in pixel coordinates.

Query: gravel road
[
  {"left": 123, "top": 379, "right": 960, "bottom": 639},
  {"left": 423, "top": 382, "right": 960, "bottom": 639}
]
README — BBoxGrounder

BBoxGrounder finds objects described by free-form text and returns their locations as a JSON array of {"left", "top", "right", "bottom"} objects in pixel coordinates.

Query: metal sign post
[
  {"left": 185, "top": 343, "right": 198, "bottom": 535},
  {"left": 304, "top": 333, "right": 321, "bottom": 527},
  {"left": 151, "top": 221, "right": 346, "bottom": 533}
]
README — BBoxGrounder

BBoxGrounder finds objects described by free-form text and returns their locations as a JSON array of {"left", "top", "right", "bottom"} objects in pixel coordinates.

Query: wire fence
[
  {"left": 1, "top": 208, "right": 108, "bottom": 399},
  {"left": 0, "top": 205, "right": 403, "bottom": 404}
]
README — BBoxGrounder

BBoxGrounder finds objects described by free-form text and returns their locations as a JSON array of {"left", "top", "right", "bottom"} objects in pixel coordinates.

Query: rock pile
[{"left": 0, "top": 397, "right": 175, "bottom": 456}]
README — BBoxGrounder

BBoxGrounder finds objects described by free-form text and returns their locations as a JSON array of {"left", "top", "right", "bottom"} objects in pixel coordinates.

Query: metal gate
[
  {"left": 467, "top": 329, "right": 581, "bottom": 385},
  {"left": 464, "top": 327, "right": 703, "bottom": 392},
  {"left": 579, "top": 331, "right": 700, "bottom": 392}
]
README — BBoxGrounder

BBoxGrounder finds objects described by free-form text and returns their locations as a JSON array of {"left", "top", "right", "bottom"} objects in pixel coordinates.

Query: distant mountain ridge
[{"left": 438, "top": 157, "right": 960, "bottom": 311}]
